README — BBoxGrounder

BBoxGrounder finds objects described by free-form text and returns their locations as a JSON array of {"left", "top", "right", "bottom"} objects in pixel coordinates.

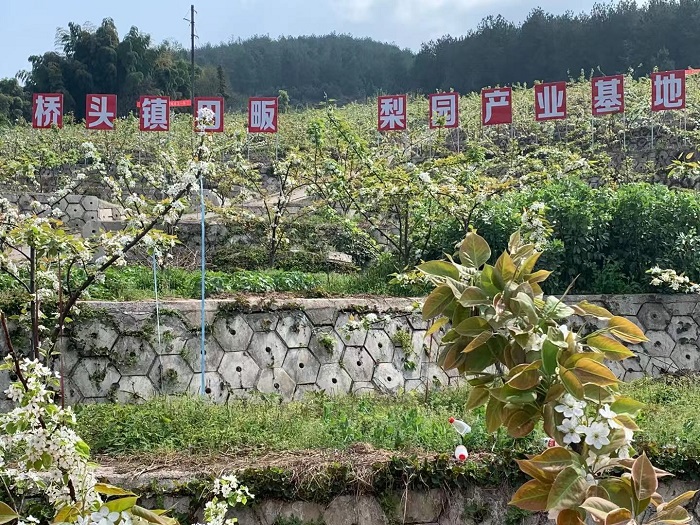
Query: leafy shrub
[{"left": 469, "top": 178, "right": 700, "bottom": 294}]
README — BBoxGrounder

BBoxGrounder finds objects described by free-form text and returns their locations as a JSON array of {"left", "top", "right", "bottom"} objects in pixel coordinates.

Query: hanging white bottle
[
  {"left": 449, "top": 417, "right": 471, "bottom": 435},
  {"left": 454, "top": 445, "right": 468, "bottom": 461}
]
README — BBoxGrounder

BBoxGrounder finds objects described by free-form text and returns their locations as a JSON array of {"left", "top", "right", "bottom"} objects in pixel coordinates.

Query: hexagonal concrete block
[
  {"left": 64, "top": 194, "right": 83, "bottom": 205},
  {"left": 248, "top": 331, "right": 288, "bottom": 369},
  {"left": 155, "top": 354, "right": 194, "bottom": 394},
  {"left": 183, "top": 337, "right": 225, "bottom": 373},
  {"left": 65, "top": 203, "right": 85, "bottom": 218},
  {"left": 423, "top": 363, "right": 450, "bottom": 389},
  {"left": 666, "top": 316, "right": 698, "bottom": 343},
  {"left": 62, "top": 379, "right": 83, "bottom": 406},
  {"left": 309, "top": 328, "right": 345, "bottom": 364},
  {"left": 293, "top": 384, "right": 318, "bottom": 401},
  {"left": 316, "top": 363, "right": 353, "bottom": 395},
  {"left": 71, "top": 320, "right": 119, "bottom": 355},
  {"left": 364, "top": 330, "right": 394, "bottom": 363},
  {"left": 642, "top": 330, "right": 676, "bottom": 358},
  {"left": 276, "top": 313, "right": 313, "bottom": 348},
  {"left": 639, "top": 354, "right": 677, "bottom": 376},
  {"left": 158, "top": 315, "right": 193, "bottom": 355},
  {"left": 82, "top": 220, "right": 103, "bottom": 238},
  {"left": 372, "top": 362, "right": 404, "bottom": 393},
  {"left": 188, "top": 372, "right": 228, "bottom": 403},
  {"left": 257, "top": 368, "right": 296, "bottom": 401},
  {"left": 606, "top": 360, "right": 626, "bottom": 380},
  {"left": 407, "top": 315, "right": 429, "bottom": 331},
  {"left": 81, "top": 195, "right": 100, "bottom": 211},
  {"left": 283, "top": 348, "right": 321, "bottom": 385},
  {"left": 212, "top": 315, "right": 253, "bottom": 352},
  {"left": 335, "top": 312, "right": 368, "bottom": 347},
  {"left": 671, "top": 343, "right": 700, "bottom": 372},
  {"left": 247, "top": 313, "right": 279, "bottom": 332},
  {"left": 219, "top": 351, "right": 261, "bottom": 389},
  {"left": 114, "top": 376, "right": 156, "bottom": 403},
  {"left": 110, "top": 336, "right": 157, "bottom": 376},
  {"left": 638, "top": 303, "right": 671, "bottom": 331},
  {"left": 619, "top": 355, "right": 645, "bottom": 381},
  {"left": 72, "top": 359, "right": 121, "bottom": 398},
  {"left": 305, "top": 306, "right": 338, "bottom": 327},
  {"left": 393, "top": 344, "right": 423, "bottom": 381},
  {"left": 341, "top": 346, "right": 375, "bottom": 382}
]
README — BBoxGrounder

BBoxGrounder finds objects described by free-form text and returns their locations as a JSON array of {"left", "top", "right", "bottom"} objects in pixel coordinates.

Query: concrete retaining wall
[{"left": 2, "top": 294, "right": 699, "bottom": 409}]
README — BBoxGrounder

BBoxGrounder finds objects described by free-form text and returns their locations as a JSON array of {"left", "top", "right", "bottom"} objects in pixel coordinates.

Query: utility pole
[{"left": 190, "top": 4, "right": 195, "bottom": 114}]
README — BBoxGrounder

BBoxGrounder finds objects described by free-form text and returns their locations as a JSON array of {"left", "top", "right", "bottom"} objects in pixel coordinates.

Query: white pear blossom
[
  {"left": 583, "top": 422, "right": 611, "bottom": 449},
  {"left": 554, "top": 394, "right": 586, "bottom": 418},
  {"left": 557, "top": 417, "right": 583, "bottom": 444}
]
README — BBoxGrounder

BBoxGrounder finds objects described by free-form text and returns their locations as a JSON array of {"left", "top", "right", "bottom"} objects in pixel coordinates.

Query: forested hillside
[{"left": 1, "top": 0, "right": 700, "bottom": 124}]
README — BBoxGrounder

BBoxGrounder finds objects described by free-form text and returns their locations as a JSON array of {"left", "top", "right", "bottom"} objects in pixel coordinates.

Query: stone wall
[
  {"left": 100, "top": 466, "right": 700, "bottom": 525},
  {"left": 2, "top": 294, "right": 700, "bottom": 410}
]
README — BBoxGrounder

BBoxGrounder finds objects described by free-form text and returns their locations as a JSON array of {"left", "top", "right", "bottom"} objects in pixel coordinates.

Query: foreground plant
[
  {"left": 0, "top": 313, "right": 251, "bottom": 525},
  {"left": 420, "top": 232, "right": 696, "bottom": 524}
]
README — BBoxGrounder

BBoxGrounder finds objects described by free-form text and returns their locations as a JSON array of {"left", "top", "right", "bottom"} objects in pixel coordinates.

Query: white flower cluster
[
  {"left": 520, "top": 201, "right": 551, "bottom": 251},
  {"left": 76, "top": 507, "right": 132, "bottom": 525},
  {"left": 648, "top": 266, "right": 700, "bottom": 293},
  {"left": 196, "top": 475, "right": 253, "bottom": 525},
  {"left": 1, "top": 357, "right": 101, "bottom": 514},
  {"left": 340, "top": 313, "right": 393, "bottom": 338},
  {"left": 554, "top": 394, "right": 633, "bottom": 460}
]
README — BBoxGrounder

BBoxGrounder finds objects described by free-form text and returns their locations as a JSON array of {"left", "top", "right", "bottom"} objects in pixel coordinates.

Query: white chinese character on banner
[
  {"left": 142, "top": 97, "right": 169, "bottom": 130},
  {"left": 653, "top": 72, "right": 684, "bottom": 110},
  {"left": 34, "top": 95, "right": 62, "bottom": 127},
  {"left": 593, "top": 77, "right": 623, "bottom": 115},
  {"left": 87, "top": 96, "right": 115, "bottom": 129},
  {"left": 378, "top": 96, "right": 406, "bottom": 131},
  {"left": 536, "top": 84, "right": 565, "bottom": 120},
  {"left": 195, "top": 98, "right": 224, "bottom": 132},
  {"left": 431, "top": 94, "right": 457, "bottom": 127},
  {"left": 250, "top": 99, "right": 277, "bottom": 131},
  {"left": 483, "top": 89, "right": 510, "bottom": 124}
]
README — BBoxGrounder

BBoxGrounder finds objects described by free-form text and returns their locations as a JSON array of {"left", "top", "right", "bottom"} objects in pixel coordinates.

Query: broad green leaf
[
  {"left": 587, "top": 335, "right": 635, "bottom": 361},
  {"left": 425, "top": 317, "right": 449, "bottom": 337},
  {"left": 542, "top": 339, "right": 560, "bottom": 376},
  {"left": 468, "top": 374, "right": 495, "bottom": 386},
  {"left": 422, "top": 285, "right": 454, "bottom": 320},
  {"left": 454, "top": 317, "right": 490, "bottom": 337},
  {"left": 95, "top": 483, "right": 136, "bottom": 497},
  {"left": 507, "top": 362, "right": 542, "bottom": 390},
  {"left": 658, "top": 490, "right": 697, "bottom": 512},
  {"left": 609, "top": 316, "right": 648, "bottom": 344},
  {"left": 509, "top": 479, "right": 551, "bottom": 511},
  {"left": 649, "top": 505, "right": 693, "bottom": 524},
  {"left": 518, "top": 447, "right": 574, "bottom": 483},
  {"left": 439, "top": 344, "right": 461, "bottom": 370},
  {"left": 512, "top": 292, "right": 539, "bottom": 325},
  {"left": 598, "top": 478, "right": 635, "bottom": 512},
  {"left": 573, "top": 300, "right": 614, "bottom": 319},
  {"left": 545, "top": 296, "right": 575, "bottom": 320},
  {"left": 481, "top": 265, "right": 504, "bottom": 296},
  {"left": 560, "top": 366, "right": 584, "bottom": 398},
  {"left": 131, "top": 505, "right": 171, "bottom": 525},
  {"left": 459, "top": 232, "right": 491, "bottom": 269},
  {"left": 417, "top": 260, "right": 459, "bottom": 280},
  {"left": 519, "top": 251, "right": 543, "bottom": 278},
  {"left": 546, "top": 466, "right": 588, "bottom": 512},
  {"left": 462, "top": 331, "right": 493, "bottom": 354},
  {"left": 506, "top": 409, "right": 539, "bottom": 437},
  {"left": 508, "top": 231, "right": 522, "bottom": 254},
  {"left": 495, "top": 251, "right": 517, "bottom": 281},
  {"left": 485, "top": 396, "right": 504, "bottom": 433},
  {"left": 52, "top": 505, "right": 80, "bottom": 525},
  {"left": 573, "top": 358, "right": 619, "bottom": 386},
  {"left": 604, "top": 508, "right": 633, "bottom": 524},
  {"left": 556, "top": 509, "right": 586, "bottom": 525},
  {"left": 580, "top": 497, "right": 620, "bottom": 521},
  {"left": 583, "top": 383, "right": 616, "bottom": 404},
  {"left": 460, "top": 343, "right": 499, "bottom": 372},
  {"left": 466, "top": 386, "right": 490, "bottom": 410},
  {"left": 632, "top": 453, "right": 658, "bottom": 501},
  {"left": 105, "top": 496, "right": 139, "bottom": 513},
  {"left": 452, "top": 304, "right": 471, "bottom": 326},
  {"left": 0, "top": 502, "right": 18, "bottom": 525},
  {"left": 528, "top": 269, "right": 551, "bottom": 284},
  {"left": 611, "top": 397, "right": 646, "bottom": 416},
  {"left": 459, "top": 286, "right": 490, "bottom": 307}
]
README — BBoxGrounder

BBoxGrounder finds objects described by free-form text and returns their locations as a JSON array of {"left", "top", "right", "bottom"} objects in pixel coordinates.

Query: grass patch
[
  {"left": 75, "top": 377, "right": 700, "bottom": 479},
  {"left": 81, "top": 266, "right": 426, "bottom": 301}
]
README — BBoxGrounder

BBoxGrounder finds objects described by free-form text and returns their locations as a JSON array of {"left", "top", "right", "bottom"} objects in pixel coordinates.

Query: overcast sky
[{"left": 2, "top": 0, "right": 632, "bottom": 79}]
